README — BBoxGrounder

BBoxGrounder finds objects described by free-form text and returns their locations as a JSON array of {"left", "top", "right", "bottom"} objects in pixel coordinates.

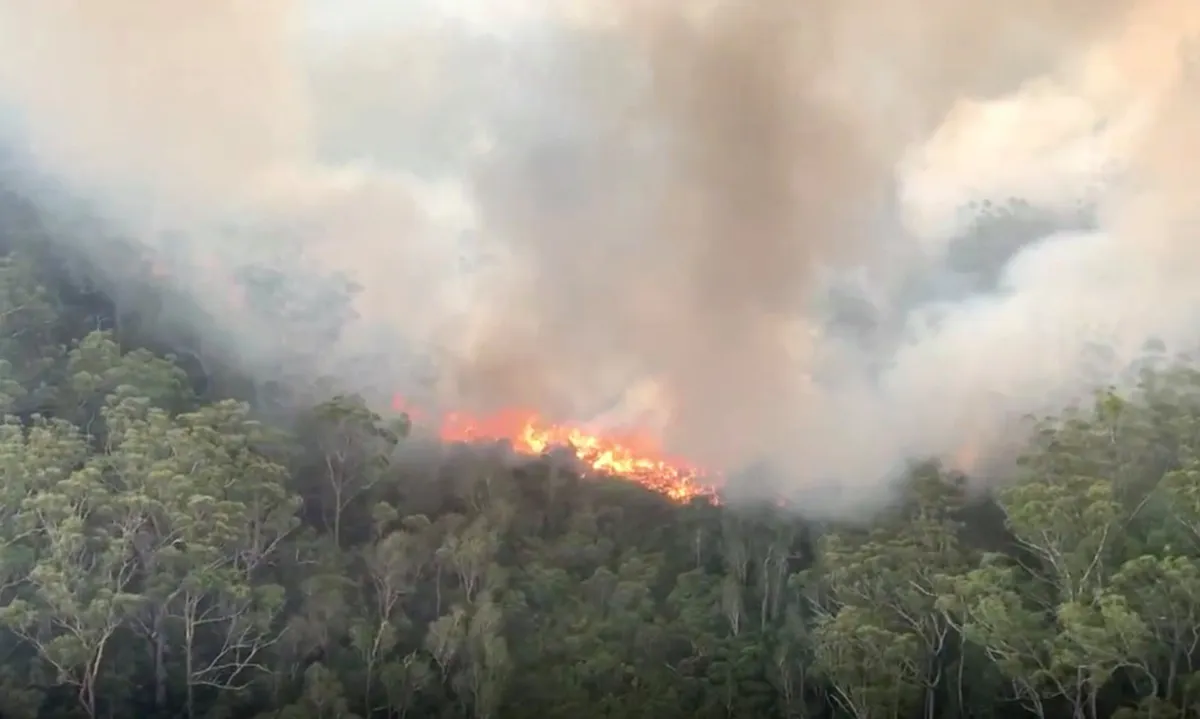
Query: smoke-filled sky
[{"left": 0, "top": 0, "right": 1197, "bottom": 515}]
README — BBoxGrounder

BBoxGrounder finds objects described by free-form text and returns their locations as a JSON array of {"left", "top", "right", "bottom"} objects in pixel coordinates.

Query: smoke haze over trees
[
  {"left": 2, "top": 1, "right": 1200, "bottom": 717},
  {"left": 0, "top": 182, "right": 1196, "bottom": 718},
  {"left": 0, "top": 0, "right": 1198, "bottom": 508}
]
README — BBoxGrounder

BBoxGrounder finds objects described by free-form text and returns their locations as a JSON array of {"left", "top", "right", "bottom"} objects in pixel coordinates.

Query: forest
[{"left": 0, "top": 189, "right": 1195, "bottom": 719}]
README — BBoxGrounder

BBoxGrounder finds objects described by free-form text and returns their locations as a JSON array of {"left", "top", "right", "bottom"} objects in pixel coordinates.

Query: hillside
[{"left": 0, "top": 197, "right": 1196, "bottom": 719}]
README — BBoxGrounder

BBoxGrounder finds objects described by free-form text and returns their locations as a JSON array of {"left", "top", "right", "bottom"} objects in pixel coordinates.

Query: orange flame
[
  {"left": 393, "top": 395, "right": 718, "bottom": 504},
  {"left": 952, "top": 440, "right": 980, "bottom": 474}
]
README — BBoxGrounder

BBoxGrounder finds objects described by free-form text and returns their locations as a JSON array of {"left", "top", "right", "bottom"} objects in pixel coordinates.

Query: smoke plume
[{"left": 0, "top": 0, "right": 1197, "bottom": 514}]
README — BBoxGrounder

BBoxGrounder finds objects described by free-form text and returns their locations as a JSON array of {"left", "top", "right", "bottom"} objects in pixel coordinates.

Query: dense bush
[{"left": 0, "top": 207, "right": 1196, "bottom": 719}]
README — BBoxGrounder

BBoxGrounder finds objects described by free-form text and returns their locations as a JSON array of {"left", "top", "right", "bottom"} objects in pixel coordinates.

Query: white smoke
[{"left": 0, "top": 0, "right": 1197, "bottom": 516}]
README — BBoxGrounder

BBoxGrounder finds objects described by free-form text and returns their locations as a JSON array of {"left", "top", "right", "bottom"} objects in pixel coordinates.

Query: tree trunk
[
  {"left": 185, "top": 619, "right": 197, "bottom": 719},
  {"left": 153, "top": 609, "right": 168, "bottom": 711}
]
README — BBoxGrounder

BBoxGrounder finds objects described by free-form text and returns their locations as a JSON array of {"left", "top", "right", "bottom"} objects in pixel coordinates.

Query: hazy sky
[
  {"left": 305, "top": 0, "right": 544, "bottom": 37},
  {"left": 1, "top": 0, "right": 1197, "bottom": 517}
]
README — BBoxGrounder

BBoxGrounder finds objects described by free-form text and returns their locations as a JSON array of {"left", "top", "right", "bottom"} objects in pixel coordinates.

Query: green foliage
[{"left": 7, "top": 233, "right": 1200, "bottom": 719}]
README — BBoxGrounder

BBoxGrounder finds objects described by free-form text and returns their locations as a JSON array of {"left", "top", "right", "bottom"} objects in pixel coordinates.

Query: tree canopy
[{"left": 0, "top": 214, "right": 1197, "bottom": 719}]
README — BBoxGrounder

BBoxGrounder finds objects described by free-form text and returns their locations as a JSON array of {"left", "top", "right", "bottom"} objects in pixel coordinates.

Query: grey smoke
[{"left": 0, "top": 0, "right": 1197, "bottom": 517}]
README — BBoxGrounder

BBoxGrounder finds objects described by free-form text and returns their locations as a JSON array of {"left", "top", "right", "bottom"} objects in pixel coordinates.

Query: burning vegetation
[{"left": 393, "top": 395, "right": 719, "bottom": 503}]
